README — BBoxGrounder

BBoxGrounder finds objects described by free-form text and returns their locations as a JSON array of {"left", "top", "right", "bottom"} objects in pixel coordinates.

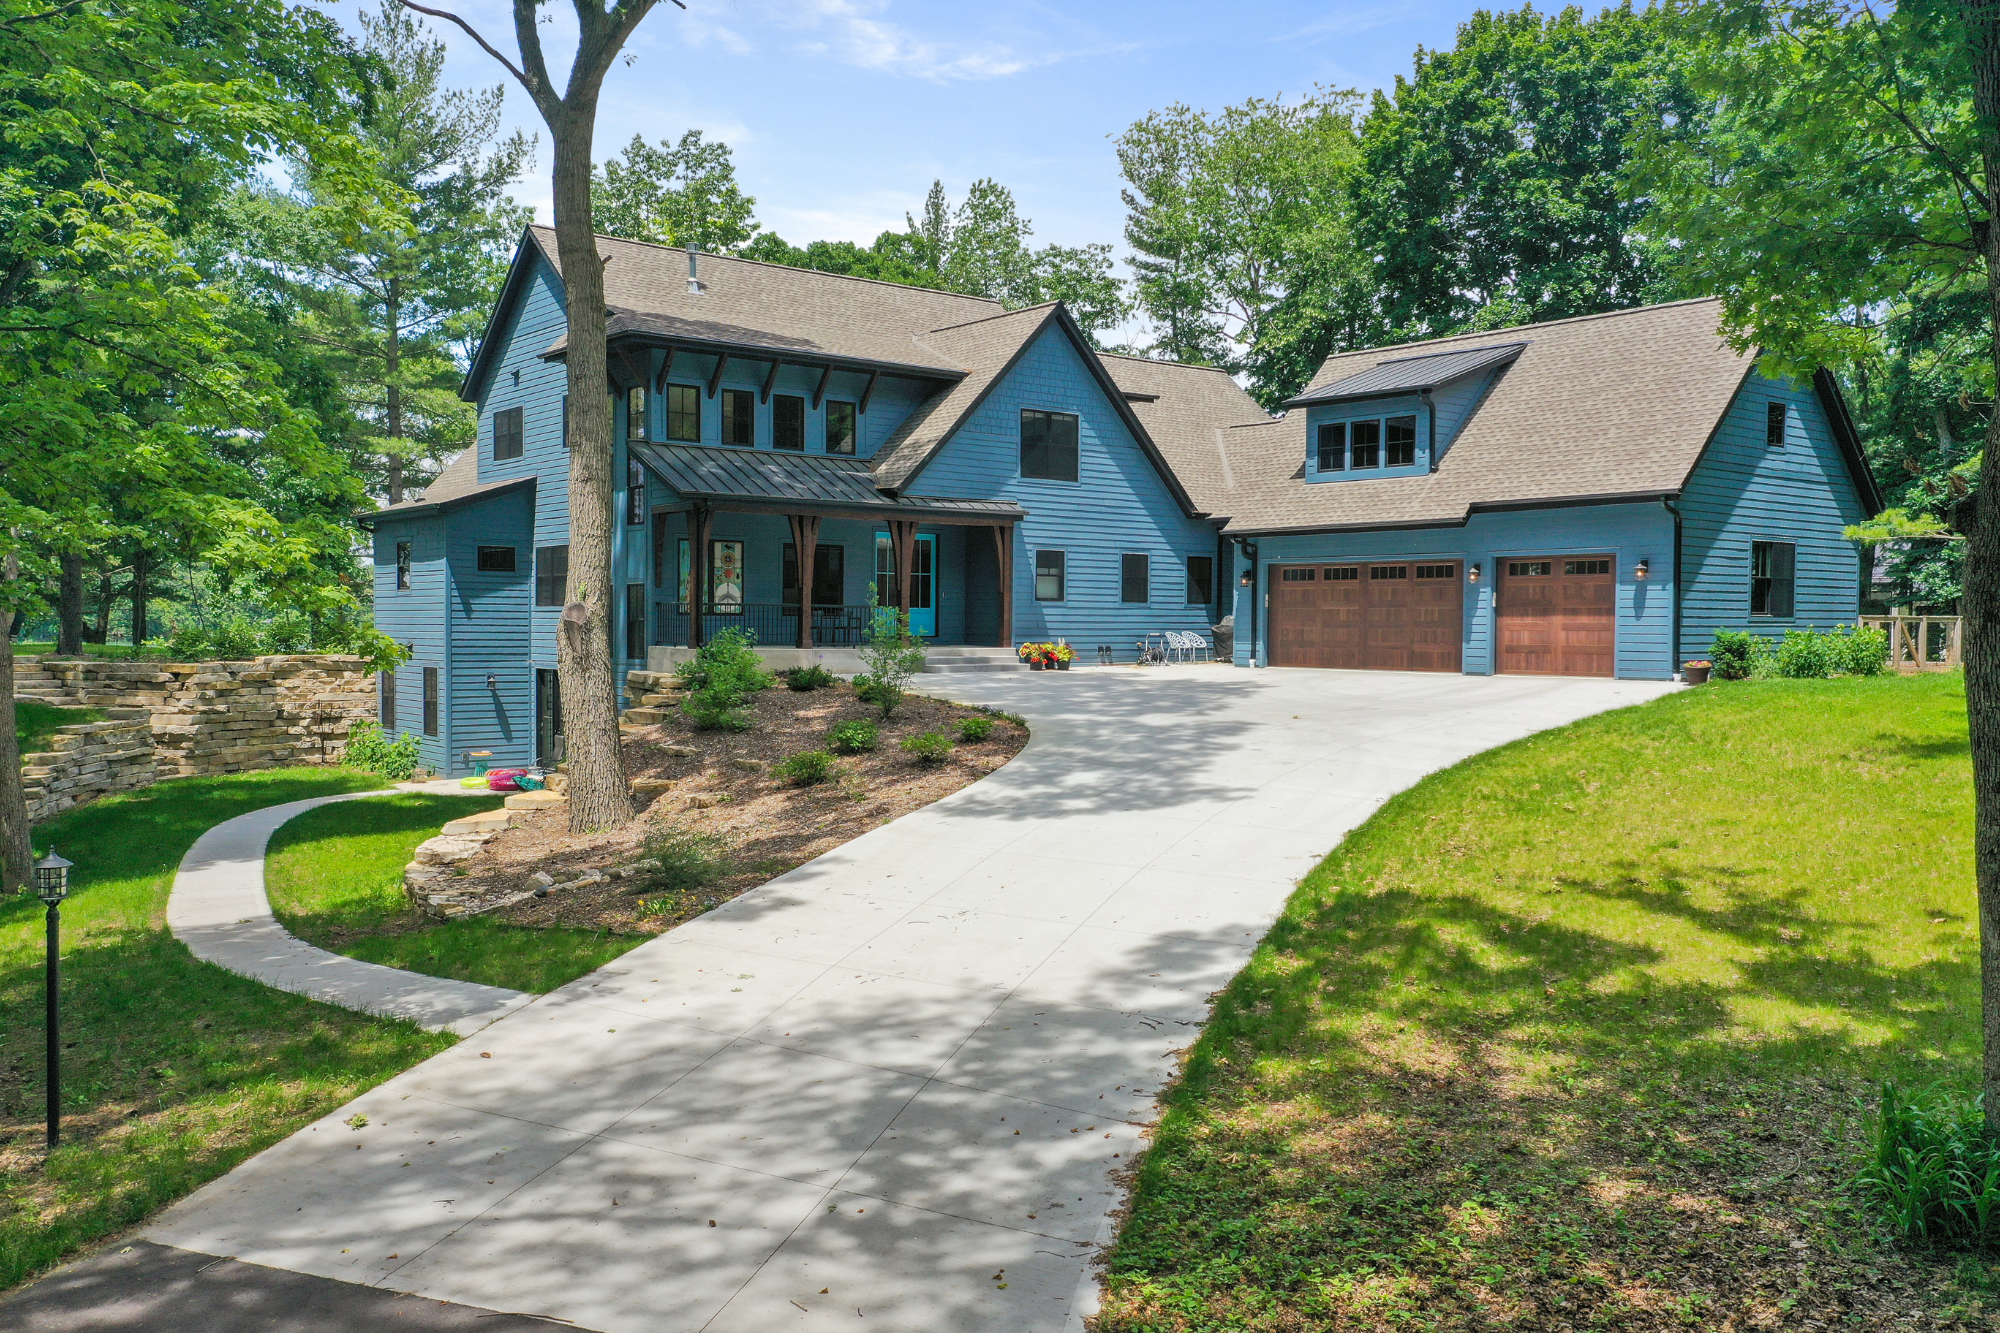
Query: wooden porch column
[
  {"left": 888, "top": 519, "right": 919, "bottom": 620},
  {"left": 991, "top": 524, "right": 1014, "bottom": 648},
  {"left": 687, "top": 503, "right": 713, "bottom": 649},
  {"left": 786, "top": 512, "right": 820, "bottom": 649}
]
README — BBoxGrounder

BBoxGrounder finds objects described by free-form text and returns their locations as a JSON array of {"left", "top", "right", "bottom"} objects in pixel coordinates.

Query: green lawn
[
  {"left": 265, "top": 793, "right": 646, "bottom": 993},
  {"left": 15, "top": 701, "right": 106, "bottom": 755},
  {"left": 1100, "top": 673, "right": 1993, "bottom": 1332},
  {"left": 14, "top": 642, "right": 171, "bottom": 661},
  {"left": 0, "top": 768, "right": 452, "bottom": 1291}
]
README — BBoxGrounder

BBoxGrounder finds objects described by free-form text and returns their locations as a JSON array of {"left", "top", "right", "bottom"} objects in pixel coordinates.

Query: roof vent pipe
[{"left": 686, "top": 243, "right": 701, "bottom": 294}]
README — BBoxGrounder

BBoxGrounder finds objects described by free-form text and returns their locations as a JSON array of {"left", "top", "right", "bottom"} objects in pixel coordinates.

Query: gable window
[
  {"left": 535, "top": 544, "right": 569, "bottom": 607},
  {"left": 1386, "top": 414, "right": 1417, "bottom": 467},
  {"left": 492, "top": 406, "right": 523, "bottom": 461},
  {"left": 1034, "top": 549, "right": 1065, "bottom": 601},
  {"left": 627, "top": 456, "right": 646, "bottom": 524},
  {"left": 422, "top": 666, "right": 438, "bottom": 736},
  {"left": 1021, "top": 408, "right": 1080, "bottom": 481},
  {"left": 773, "top": 394, "right": 805, "bottom": 450},
  {"left": 379, "top": 670, "right": 396, "bottom": 732},
  {"left": 394, "top": 541, "right": 411, "bottom": 590},
  {"left": 1750, "top": 541, "right": 1795, "bottom": 617},
  {"left": 1766, "top": 401, "right": 1788, "bottom": 449},
  {"left": 476, "top": 545, "right": 516, "bottom": 573},
  {"left": 1186, "top": 555, "right": 1214, "bottom": 605},
  {"left": 1121, "top": 553, "right": 1150, "bottom": 603},
  {"left": 665, "top": 383, "right": 701, "bottom": 442},
  {"left": 1350, "top": 420, "right": 1382, "bottom": 469},
  {"left": 825, "top": 400, "right": 857, "bottom": 455},
  {"left": 625, "top": 386, "right": 648, "bottom": 440},
  {"left": 722, "top": 388, "right": 755, "bottom": 446},
  {"left": 1316, "top": 422, "right": 1345, "bottom": 471}
]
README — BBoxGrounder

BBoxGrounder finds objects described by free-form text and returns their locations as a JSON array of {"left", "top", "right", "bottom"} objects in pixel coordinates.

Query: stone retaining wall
[
  {"left": 18, "top": 654, "right": 379, "bottom": 821},
  {"left": 22, "top": 711, "right": 158, "bottom": 823}
]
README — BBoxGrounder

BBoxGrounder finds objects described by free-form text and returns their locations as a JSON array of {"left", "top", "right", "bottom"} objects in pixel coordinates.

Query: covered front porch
[{"left": 630, "top": 442, "right": 1025, "bottom": 661}]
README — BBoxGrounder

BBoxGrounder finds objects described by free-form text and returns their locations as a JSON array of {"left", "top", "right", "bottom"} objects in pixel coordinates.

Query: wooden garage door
[
  {"left": 1270, "top": 561, "right": 1462, "bottom": 671},
  {"left": 1497, "top": 556, "right": 1615, "bottom": 676}
]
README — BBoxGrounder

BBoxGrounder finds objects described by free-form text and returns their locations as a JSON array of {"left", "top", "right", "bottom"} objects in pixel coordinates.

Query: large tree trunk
[
  {"left": 1964, "top": 0, "right": 2000, "bottom": 1134},
  {"left": 386, "top": 279, "right": 406, "bottom": 505},
  {"left": 55, "top": 553, "right": 83, "bottom": 656},
  {"left": 131, "top": 549, "right": 148, "bottom": 648},
  {"left": 549, "top": 99, "right": 630, "bottom": 832}
]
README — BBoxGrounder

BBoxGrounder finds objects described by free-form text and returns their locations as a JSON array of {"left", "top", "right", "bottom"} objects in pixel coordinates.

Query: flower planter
[
  {"left": 1056, "top": 659, "right": 1071, "bottom": 671},
  {"left": 1030, "top": 660, "right": 1046, "bottom": 671},
  {"left": 1682, "top": 662, "right": 1712, "bottom": 685}
]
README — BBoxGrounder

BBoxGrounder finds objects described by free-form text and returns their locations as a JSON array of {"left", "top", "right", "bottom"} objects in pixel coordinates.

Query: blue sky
[{"left": 350, "top": 0, "right": 1486, "bottom": 257}]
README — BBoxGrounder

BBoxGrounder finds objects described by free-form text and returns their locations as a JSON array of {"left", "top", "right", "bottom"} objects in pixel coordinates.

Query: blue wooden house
[
  {"left": 360, "top": 233, "right": 1878, "bottom": 776},
  {"left": 1135, "top": 299, "right": 1883, "bottom": 679},
  {"left": 360, "top": 227, "right": 1228, "bottom": 774}
]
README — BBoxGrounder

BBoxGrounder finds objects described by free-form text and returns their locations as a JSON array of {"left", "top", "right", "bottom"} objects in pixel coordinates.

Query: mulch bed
[{"left": 437, "top": 683, "right": 1025, "bottom": 935}]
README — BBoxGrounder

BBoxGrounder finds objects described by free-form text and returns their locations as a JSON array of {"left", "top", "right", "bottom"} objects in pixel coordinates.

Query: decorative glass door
[{"left": 874, "top": 532, "right": 937, "bottom": 637}]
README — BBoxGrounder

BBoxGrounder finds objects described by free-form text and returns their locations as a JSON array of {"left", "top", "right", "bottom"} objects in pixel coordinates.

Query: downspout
[
  {"left": 1421, "top": 390, "right": 1438, "bottom": 471},
  {"left": 1663, "top": 498, "right": 1683, "bottom": 678},
  {"left": 1238, "top": 538, "right": 1261, "bottom": 667}
]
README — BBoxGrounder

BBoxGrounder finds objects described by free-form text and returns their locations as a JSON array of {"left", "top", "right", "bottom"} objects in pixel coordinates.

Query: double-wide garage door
[
  {"left": 1269, "top": 561, "right": 1462, "bottom": 671},
  {"left": 1268, "top": 553, "right": 1615, "bottom": 677}
]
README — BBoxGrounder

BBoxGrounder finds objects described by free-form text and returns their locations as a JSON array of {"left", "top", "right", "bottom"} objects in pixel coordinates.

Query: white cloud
[{"left": 773, "top": 0, "right": 1040, "bottom": 82}]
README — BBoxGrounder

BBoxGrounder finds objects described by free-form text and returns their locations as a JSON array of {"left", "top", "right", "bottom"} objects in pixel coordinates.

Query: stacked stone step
[
  {"left": 13, "top": 661, "right": 74, "bottom": 702},
  {"left": 22, "top": 710, "right": 157, "bottom": 822},
  {"left": 620, "top": 669, "right": 683, "bottom": 726}
]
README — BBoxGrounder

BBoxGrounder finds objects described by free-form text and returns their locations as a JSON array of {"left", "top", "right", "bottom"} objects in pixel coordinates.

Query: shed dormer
[{"left": 1283, "top": 341, "right": 1527, "bottom": 483}]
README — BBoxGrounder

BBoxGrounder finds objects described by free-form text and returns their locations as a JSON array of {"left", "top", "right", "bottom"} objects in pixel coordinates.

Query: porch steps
[{"left": 923, "top": 648, "right": 1028, "bottom": 676}]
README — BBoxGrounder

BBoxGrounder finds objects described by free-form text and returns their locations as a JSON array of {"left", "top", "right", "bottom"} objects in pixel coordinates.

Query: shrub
[
  {"left": 783, "top": 664, "right": 837, "bottom": 692},
  {"left": 857, "top": 607, "right": 926, "bottom": 718},
  {"left": 1776, "top": 627, "right": 1839, "bottom": 679},
  {"left": 1855, "top": 1082, "right": 2000, "bottom": 1246},
  {"left": 827, "top": 719, "right": 878, "bottom": 754},
  {"left": 342, "top": 720, "right": 421, "bottom": 781},
  {"left": 632, "top": 828, "right": 728, "bottom": 898},
  {"left": 900, "top": 730, "right": 954, "bottom": 765},
  {"left": 680, "top": 684, "right": 752, "bottom": 731},
  {"left": 1843, "top": 625, "right": 1891, "bottom": 676},
  {"left": 1709, "top": 629, "right": 1760, "bottom": 680},
  {"left": 673, "top": 628, "right": 773, "bottom": 695},
  {"left": 957, "top": 716, "right": 995, "bottom": 743},
  {"left": 773, "top": 750, "right": 835, "bottom": 786}
]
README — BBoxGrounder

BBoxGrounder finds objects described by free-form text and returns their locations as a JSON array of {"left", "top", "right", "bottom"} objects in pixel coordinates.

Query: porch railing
[
  {"left": 653, "top": 603, "right": 879, "bottom": 649},
  {"left": 1858, "top": 615, "right": 1962, "bottom": 672}
]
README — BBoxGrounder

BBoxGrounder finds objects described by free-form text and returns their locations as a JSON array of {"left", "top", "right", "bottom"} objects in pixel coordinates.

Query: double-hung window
[
  {"left": 665, "top": 384, "right": 701, "bottom": 442},
  {"left": 1750, "top": 541, "right": 1795, "bottom": 617},
  {"left": 1385, "top": 414, "right": 1417, "bottom": 466},
  {"left": 1767, "top": 402, "right": 1788, "bottom": 449},
  {"left": 536, "top": 545, "right": 569, "bottom": 607},
  {"left": 625, "top": 386, "right": 647, "bottom": 440},
  {"left": 422, "top": 667, "right": 439, "bottom": 736},
  {"left": 1316, "top": 422, "right": 1345, "bottom": 471},
  {"left": 773, "top": 395, "right": 805, "bottom": 450},
  {"left": 1034, "top": 550, "right": 1066, "bottom": 601},
  {"left": 1121, "top": 554, "right": 1150, "bottom": 603},
  {"left": 1349, "top": 419, "right": 1382, "bottom": 469},
  {"left": 1020, "top": 409, "right": 1080, "bottom": 481},
  {"left": 1185, "top": 555, "right": 1214, "bottom": 605},
  {"left": 721, "top": 389, "right": 755, "bottom": 446},
  {"left": 394, "top": 541, "right": 411, "bottom": 590},
  {"left": 627, "top": 456, "right": 646, "bottom": 524},
  {"left": 379, "top": 670, "right": 397, "bottom": 732},
  {"left": 492, "top": 406, "right": 523, "bottom": 460}
]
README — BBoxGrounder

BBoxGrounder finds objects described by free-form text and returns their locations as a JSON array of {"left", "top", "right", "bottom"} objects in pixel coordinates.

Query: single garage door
[
  {"left": 1270, "top": 561, "right": 1462, "bottom": 671},
  {"left": 1496, "top": 556, "right": 1615, "bottom": 676}
]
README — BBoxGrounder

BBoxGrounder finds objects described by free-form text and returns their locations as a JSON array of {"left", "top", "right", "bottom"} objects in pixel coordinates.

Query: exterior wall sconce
[
  {"left": 1467, "top": 562, "right": 1482, "bottom": 583},
  {"left": 1635, "top": 559, "right": 1651, "bottom": 581},
  {"left": 1239, "top": 571, "right": 1255, "bottom": 587},
  {"left": 486, "top": 675, "right": 499, "bottom": 690}
]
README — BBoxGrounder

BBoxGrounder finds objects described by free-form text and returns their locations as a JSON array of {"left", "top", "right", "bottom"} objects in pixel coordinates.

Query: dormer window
[
  {"left": 1310, "top": 410, "right": 1422, "bottom": 475},
  {"left": 1350, "top": 420, "right": 1381, "bottom": 469},
  {"left": 1316, "top": 423, "right": 1344, "bottom": 471},
  {"left": 1386, "top": 415, "right": 1417, "bottom": 466}
]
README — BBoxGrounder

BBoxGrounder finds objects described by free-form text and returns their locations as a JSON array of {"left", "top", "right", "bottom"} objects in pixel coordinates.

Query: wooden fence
[{"left": 1857, "top": 616, "right": 1962, "bottom": 673}]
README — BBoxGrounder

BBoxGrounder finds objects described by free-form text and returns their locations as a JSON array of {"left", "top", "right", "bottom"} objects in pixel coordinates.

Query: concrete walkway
[
  {"left": 133, "top": 669, "right": 1675, "bottom": 1332},
  {"left": 166, "top": 781, "right": 532, "bottom": 1037}
]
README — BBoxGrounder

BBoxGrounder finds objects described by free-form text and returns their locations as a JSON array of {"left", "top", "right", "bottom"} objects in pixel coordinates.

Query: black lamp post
[{"left": 35, "top": 848, "right": 70, "bottom": 1149}]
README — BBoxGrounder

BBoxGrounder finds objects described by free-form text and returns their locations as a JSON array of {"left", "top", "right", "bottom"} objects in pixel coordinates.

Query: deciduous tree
[{"left": 593, "top": 129, "right": 757, "bottom": 253}]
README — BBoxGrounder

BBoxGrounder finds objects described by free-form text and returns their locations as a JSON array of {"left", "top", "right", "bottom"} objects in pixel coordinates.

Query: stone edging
[{"left": 164, "top": 782, "right": 534, "bottom": 1036}]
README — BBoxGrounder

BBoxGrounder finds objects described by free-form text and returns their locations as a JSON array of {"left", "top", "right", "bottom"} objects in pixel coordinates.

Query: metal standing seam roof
[
  {"left": 630, "top": 440, "right": 1025, "bottom": 520},
  {"left": 1283, "top": 341, "right": 1528, "bottom": 408}
]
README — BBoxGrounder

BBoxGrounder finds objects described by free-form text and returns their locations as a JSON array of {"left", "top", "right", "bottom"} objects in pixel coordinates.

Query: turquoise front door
[{"left": 875, "top": 532, "right": 937, "bottom": 637}]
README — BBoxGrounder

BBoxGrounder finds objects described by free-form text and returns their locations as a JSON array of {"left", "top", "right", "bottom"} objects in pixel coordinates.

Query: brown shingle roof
[
  {"left": 1098, "top": 354, "right": 1273, "bottom": 517},
  {"left": 1207, "top": 298, "right": 1761, "bottom": 534},
  {"left": 356, "top": 448, "right": 533, "bottom": 525},
  {"left": 528, "top": 225, "right": 999, "bottom": 374},
  {"left": 868, "top": 304, "right": 1062, "bottom": 493}
]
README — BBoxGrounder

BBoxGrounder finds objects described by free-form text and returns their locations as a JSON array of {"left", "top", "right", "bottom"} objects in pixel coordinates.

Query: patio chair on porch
[{"left": 1167, "top": 630, "right": 1212, "bottom": 663}]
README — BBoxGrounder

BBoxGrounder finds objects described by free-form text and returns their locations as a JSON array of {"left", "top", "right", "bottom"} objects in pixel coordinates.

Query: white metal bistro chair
[{"left": 1168, "top": 630, "right": 1212, "bottom": 663}]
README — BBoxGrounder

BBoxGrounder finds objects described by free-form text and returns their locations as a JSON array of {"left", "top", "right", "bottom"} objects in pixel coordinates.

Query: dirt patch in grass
[
  {"left": 1096, "top": 675, "right": 1998, "bottom": 1332},
  {"left": 439, "top": 683, "right": 1024, "bottom": 934}
]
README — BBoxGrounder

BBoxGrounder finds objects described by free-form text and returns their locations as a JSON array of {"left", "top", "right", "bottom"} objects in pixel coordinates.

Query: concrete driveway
[{"left": 109, "top": 668, "right": 1669, "bottom": 1331}]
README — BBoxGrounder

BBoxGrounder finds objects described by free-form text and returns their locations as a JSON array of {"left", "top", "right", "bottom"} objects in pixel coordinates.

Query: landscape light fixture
[{"left": 34, "top": 848, "right": 70, "bottom": 1150}]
